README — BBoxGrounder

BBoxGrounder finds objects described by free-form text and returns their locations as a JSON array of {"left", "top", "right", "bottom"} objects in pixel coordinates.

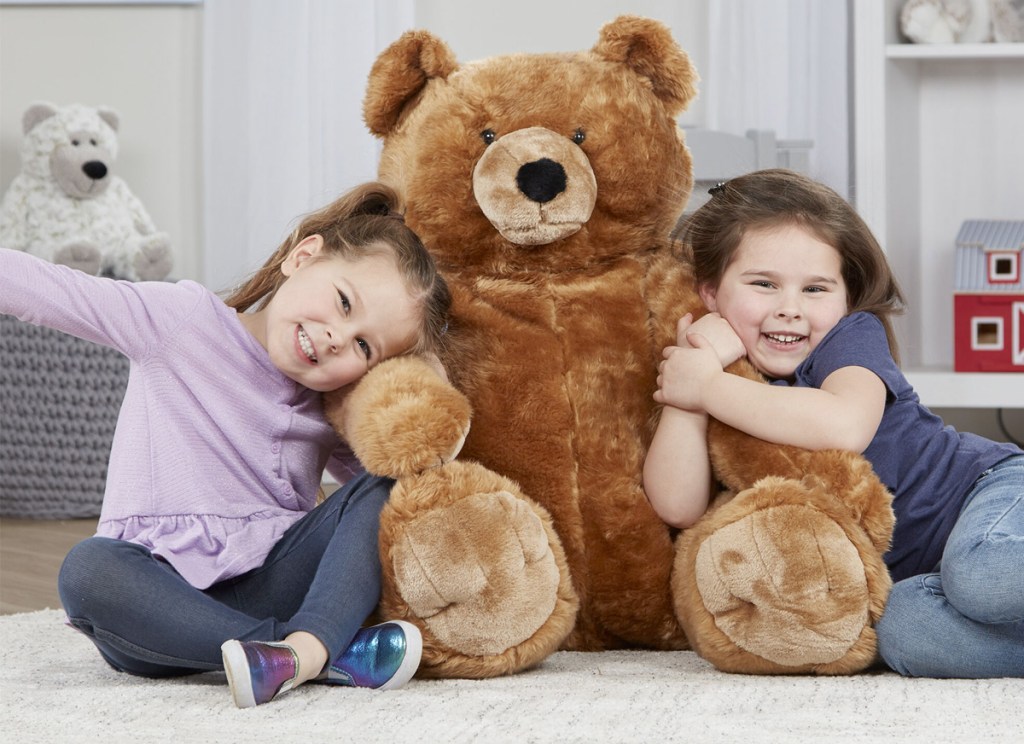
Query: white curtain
[
  {"left": 202, "top": 0, "right": 414, "bottom": 292},
  {"left": 705, "top": 0, "right": 849, "bottom": 197}
]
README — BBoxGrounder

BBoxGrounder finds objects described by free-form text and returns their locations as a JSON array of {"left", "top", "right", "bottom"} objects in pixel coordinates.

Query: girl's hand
[
  {"left": 673, "top": 312, "right": 696, "bottom": 346},
  {"left": 654, "top": 333, "right": 724, "bottom": 411},
  {"left": 683, "top": 312, "right": 746, "bottom": 368}
]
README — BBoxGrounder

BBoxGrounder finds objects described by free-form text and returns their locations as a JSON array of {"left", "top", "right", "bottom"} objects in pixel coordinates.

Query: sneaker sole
[
  {"left": 377, "top": 620, "right": 423, "bottom": 691},
  {"left": 221, "top": 640, "right": 257, "bottom": 709}
]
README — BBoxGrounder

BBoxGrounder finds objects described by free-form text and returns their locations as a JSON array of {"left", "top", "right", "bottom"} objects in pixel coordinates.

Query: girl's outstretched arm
[{"left": 0, "top": 247, "right": 198, "bottom": 358}]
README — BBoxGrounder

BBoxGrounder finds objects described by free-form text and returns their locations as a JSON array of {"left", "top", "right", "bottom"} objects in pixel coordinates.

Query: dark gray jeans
[{"left": 58, "top": 473, "right": 392, "bottom": 677}]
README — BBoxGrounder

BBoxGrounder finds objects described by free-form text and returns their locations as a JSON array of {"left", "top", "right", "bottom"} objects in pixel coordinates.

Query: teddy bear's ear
[
  {"left": 22, "top": 102, "right": 59, "bottom": 135},
  {"left": 592, "top": 15, "right": 699, "bottom": 118},
  {"left": 97, "top": 107, "right": 120, "bottom": 133},
  {"left": 363, "top": 29, "right": 459, "bottom": 137}
]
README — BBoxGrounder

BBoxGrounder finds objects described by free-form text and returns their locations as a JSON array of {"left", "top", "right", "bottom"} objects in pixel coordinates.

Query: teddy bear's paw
[
  {"left": 53, "top": 241, "right": 101, "bottom": 275},
  {"left": 392, "top": 489, "right": 560, "bottom": 654},
  {"left": 380, "top": 461, "right": 578, "bottom": 677},
  {"left": 675, "top": 478, "right": 881, "bottom": 675},
  {"left": 326, "top": 355, "right": 472, "bottom": 478},
  {"left": 132, "top": 234, "right": 173, "bottom": 281}
]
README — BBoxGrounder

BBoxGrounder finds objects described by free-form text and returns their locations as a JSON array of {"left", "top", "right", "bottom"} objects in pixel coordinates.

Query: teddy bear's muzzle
[
  {"left": 50, "top": 139, "right": 113, "bottom": 200},
  {"left": 473, "top": 126, "right": 597, "bottom": 246}
]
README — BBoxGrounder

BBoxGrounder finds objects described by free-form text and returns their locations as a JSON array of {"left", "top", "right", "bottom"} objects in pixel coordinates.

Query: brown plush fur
[{"left": 338, "top": 15, "right": 895, "bottom": 678}]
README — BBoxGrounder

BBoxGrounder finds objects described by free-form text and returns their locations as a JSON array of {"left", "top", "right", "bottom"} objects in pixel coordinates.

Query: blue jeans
[
  {"left": 58, "top": 473, "right": 392, "bottom": 678},
  {"left": 876, "top": 455, "right": 1024, "bottom": 677}
]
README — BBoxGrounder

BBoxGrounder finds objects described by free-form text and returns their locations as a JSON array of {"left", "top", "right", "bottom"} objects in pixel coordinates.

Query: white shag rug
[{"left": 1, "top": 609, "right": 1021, "bottom": 743}]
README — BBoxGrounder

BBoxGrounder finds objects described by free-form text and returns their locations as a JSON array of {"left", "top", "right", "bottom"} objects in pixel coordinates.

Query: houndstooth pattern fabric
[{"left": 0, "top": 314, "right": 128, "bottom": 518}]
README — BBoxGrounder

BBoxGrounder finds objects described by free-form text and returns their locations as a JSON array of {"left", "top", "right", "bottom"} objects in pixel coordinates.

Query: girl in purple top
[
  {"left": 2, "top": 182, "right": 451, "bottom": 706},
  {"left": 644, "top": 169, "right": 1022, "bottom": 678}
]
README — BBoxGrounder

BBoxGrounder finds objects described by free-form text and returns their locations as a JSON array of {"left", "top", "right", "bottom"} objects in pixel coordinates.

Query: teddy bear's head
[
  {"left": 363, "top": 15, "right": 698, "bottom": 274},
  {"left": 20, "top": 102, "right": 120, "bottom": 201}
]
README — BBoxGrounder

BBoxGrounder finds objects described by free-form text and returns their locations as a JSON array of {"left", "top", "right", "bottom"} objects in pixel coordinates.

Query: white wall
[{"left": 0, "top": 2, "right": 203, "bottom": 281}]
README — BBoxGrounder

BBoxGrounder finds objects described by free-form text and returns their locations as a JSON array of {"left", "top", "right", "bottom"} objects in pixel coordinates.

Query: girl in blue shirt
[{"left": 644, "top": 169, "right": 1023, "bottom": 678}]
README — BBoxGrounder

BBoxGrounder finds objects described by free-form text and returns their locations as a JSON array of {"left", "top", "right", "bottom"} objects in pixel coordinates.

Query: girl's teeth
[
  {"left": 766, "top": 333, "right": 802, "bottom": 344},
  {"left": 298, "top": 328, "right": 318, "bottom": 362}
]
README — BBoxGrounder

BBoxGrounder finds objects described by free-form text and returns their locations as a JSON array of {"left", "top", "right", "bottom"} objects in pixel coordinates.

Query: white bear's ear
[
  {"left": 22, "top": 102, "right": 59, "bottom": 134},
  {"left": 592, "top": 15, "right": 699, "bottom": 118},
  {"left": 92, "top": 106, "right": 119, "bottom": 132},
  {"left": 363, "top": 29, "right": 459, "bottom": 137},
  {"left": 97, "top": 106, "right": 120, "bottom": 132}
]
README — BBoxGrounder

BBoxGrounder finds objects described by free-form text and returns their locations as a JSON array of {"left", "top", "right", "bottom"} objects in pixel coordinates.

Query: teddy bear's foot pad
[
  {"left": 54, "top": 242, "right": 101, "bottom": 275},
  {"left": 133, "top": 237, "right": 173, "bottom": 281},
  {"left": 390, "top": 487, "right": 561, "bottom": 657},
  {"left": 694, "top": 503, "right": 870, "bottom": 670}
]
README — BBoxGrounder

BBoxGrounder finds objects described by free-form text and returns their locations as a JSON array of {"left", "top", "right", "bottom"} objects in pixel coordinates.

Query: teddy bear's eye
[
  {"left": 90, "top": 139, "right": 98, "bottom": 146},
  {"left": 480, "top": 129, "right": 496, "bottom": 146},
  {"left": 71, "top": 139, "right": 80, "bottom": 146},
  {"left": 572, "top": 128, "right": 586, "bottom": 145}
]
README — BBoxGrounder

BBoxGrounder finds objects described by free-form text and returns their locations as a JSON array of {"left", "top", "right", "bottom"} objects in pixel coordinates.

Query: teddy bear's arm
[
  {"left": 325, "top": 355, "right": 472, "bottom": 478},
  {"left": 109, "top": 180, "right": 158, "bottom": 235},
  {"left": 325, "top": 352, "right": 579, "bottom": 678},
  {"left": 673, "top": 364, "right": 895, "bottom": 675}
]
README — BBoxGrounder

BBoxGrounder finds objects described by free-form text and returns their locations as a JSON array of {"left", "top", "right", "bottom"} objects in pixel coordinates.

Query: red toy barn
[{"left": 953, "top": 220, "right": 1024, "bottom": 372}]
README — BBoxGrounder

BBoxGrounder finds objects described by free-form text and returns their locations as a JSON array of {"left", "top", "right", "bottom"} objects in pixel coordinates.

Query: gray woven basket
[{"left": 0, "top": 314, "right": 128, "bottom": 518}]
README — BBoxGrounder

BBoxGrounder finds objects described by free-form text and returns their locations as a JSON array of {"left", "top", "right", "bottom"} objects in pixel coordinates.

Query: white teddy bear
[{"left": 0, "top": 102, "right": 173, "bottom": 281}]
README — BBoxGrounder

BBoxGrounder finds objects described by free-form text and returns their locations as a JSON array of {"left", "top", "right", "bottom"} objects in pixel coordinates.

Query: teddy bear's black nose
[
  {"left": 82, "top": 161, "right": 108, "bottom": 180},
  {"left": 516, "top": 158, "right": 567, "bottom": 204}
]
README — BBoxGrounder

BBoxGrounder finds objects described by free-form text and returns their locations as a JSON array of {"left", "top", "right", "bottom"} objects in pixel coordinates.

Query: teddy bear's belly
[
  {"left": 451, "top": 273, "right": 688, "bottom": 650},
  {"left": 24, "top": 184, "right": 137, "bottom": 246}
]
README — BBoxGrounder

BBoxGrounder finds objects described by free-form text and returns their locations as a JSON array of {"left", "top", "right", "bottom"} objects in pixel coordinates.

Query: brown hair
[
  {"left": 673, "top": 169, "right": 905, "bottom": 362},
  {"left": 224, "top": 182, "right": 450, "bottom": 357}
]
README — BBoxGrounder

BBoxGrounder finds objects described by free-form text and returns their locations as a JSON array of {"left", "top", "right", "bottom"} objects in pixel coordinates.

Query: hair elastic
[{"left": 708, "top": 182, "right": 728, "bottom": 197}]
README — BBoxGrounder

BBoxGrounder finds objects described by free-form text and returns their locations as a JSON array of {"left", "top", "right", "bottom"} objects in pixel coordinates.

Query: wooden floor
[{"left": 0, "top": 517, "right": 98, "bottom": 615}]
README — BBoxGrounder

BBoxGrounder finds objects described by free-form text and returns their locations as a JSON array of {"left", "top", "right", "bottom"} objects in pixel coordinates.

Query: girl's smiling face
[
  {"left": 699, "top": 222, "right": 848, "bottom": 381},
  {"left": 240, "top": 235, "right": 420, "bottom": 392}
]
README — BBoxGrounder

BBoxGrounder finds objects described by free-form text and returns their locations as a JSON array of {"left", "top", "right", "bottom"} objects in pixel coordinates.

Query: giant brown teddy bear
[{"left": 330, "top": 15, "right": 895, "bottom": 678}]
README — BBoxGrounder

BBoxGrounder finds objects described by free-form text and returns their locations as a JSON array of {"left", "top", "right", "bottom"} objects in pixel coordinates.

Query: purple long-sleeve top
[{"left": 1, "top": 249, "right": 362, "bottom": 588}]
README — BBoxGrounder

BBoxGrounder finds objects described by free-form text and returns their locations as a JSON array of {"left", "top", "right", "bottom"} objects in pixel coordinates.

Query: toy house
[{"left": 953, "top": 220, "right": 1024, "bottom": 373}]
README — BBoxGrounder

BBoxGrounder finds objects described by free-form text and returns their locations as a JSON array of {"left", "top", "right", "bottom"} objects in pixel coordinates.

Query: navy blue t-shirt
[{"left": 771, "top": 312, "right": 1021, "bottom": 581}]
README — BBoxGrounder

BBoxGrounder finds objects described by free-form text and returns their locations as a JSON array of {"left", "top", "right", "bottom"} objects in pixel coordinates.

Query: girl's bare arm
[
  {"left": 644, "top": 406, "right": 712, "bottom": 528},
  {"left": 699, "top": 363, "right": 885, "bottom": 452}
]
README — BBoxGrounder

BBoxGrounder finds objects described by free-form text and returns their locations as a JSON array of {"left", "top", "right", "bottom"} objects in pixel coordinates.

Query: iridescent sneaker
[
  {"left": 319, "top": 620, "right": 422, "bottom": 691},
  {"left": 221, "top": 640, "right": 298, "bottom": 709}
]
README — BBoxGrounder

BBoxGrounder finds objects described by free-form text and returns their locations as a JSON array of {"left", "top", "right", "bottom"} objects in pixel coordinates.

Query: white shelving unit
[{"left": 852, "top": 0, "right": 1024, "bottom": 409}]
